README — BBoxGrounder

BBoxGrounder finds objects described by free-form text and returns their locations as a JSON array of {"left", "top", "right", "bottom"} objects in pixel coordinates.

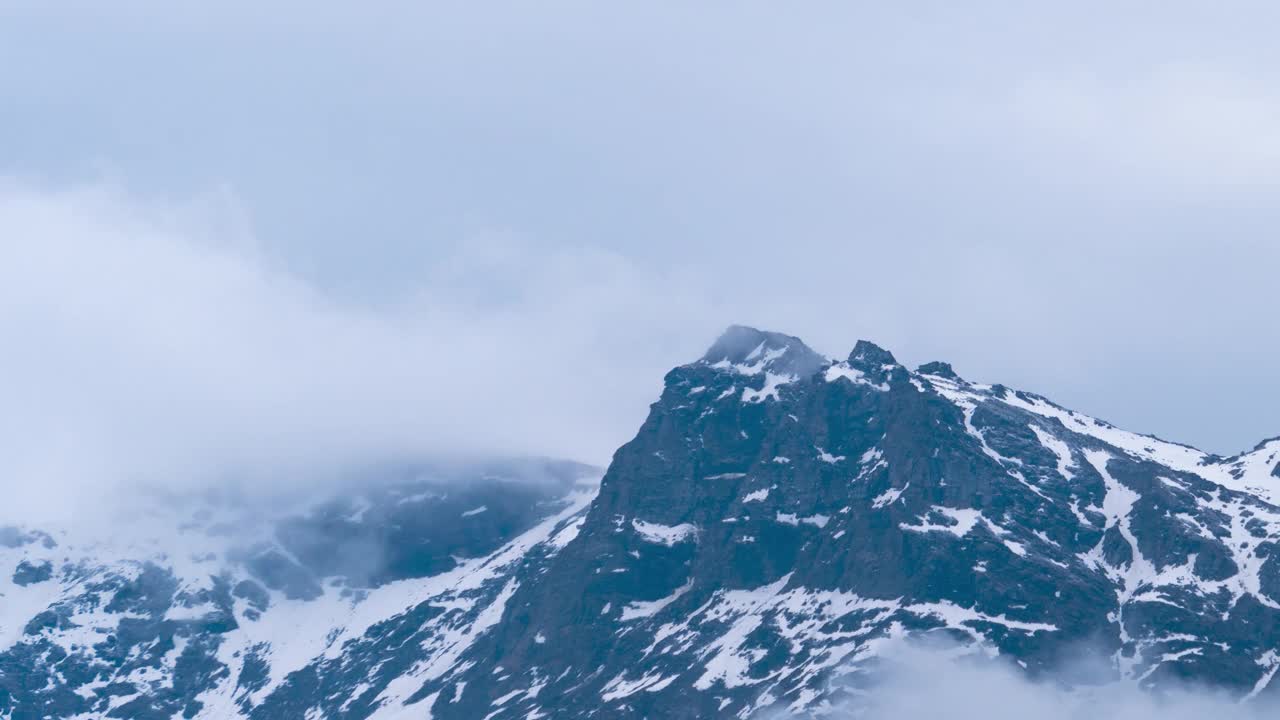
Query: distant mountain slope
[
  {"left": 3, "top": 327, "right": 1279, "bottom": 719},
  {"left": 0, "top": 459, "right": 598, "bottom": 719}
]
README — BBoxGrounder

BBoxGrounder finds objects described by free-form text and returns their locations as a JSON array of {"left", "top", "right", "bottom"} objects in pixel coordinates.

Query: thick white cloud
[
  {"left": 0, "top": 182, "right": 733, "bottom": 521},
  {"left": 3, "top": 173, "right": 1279, "bottom": 525}
]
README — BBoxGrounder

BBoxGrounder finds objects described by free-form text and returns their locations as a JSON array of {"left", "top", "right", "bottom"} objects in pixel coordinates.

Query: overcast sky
[{"left": 2, "top": 3, "right": 1278, "bottom": 511}]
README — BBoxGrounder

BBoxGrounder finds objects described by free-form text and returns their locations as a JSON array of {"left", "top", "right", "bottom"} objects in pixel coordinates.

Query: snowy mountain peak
[
  {"left": 698, "top": 324, "right": 825, "bottom": 378},
  {"left": 1218, "top": 436, "right": 1280, "bottom": 486}
]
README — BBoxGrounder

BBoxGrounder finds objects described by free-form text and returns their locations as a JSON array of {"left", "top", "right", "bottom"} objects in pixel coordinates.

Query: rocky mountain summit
[{"left": 3, "top": 326, "right": 1279, "bottom": 719}]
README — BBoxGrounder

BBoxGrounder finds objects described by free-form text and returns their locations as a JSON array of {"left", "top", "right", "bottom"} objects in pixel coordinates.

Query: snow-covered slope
[{"left": 0, "top": 460, "right": 598, "bottom": 719}]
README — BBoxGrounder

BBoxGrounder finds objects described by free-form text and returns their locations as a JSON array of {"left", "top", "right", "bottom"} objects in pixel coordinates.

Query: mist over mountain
[{"left": 3, "top": 326, "right": 1278, "bottom": 719}]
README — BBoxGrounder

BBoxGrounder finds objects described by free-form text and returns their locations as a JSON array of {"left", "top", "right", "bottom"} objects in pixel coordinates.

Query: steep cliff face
[
  {"left": 432, "top": 326, "right": 1280, "bottom": 719},
  {"left": 3, "top": 327, "right": 1279, "bottom": 720}
]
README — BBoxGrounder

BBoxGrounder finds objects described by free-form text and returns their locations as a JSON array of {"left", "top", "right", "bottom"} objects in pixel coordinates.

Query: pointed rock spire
[
  {"left": 847, "top": 340, "right": 898, "bottom": 368},
  {"left": 847, "top": 340, "right": 899, "bottom": 369},
  {"left": 825, "top": 339, "right": 903, "bottom": 389}
]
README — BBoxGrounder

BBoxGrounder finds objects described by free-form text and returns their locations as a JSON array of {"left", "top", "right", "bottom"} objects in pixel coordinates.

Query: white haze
[
  {"left": 804, "top": 641, "right": 1273, "bottom": 720},
  {"left": 0, "top": 181, "right": 731, "bottom": 522},
  {"left": 3, "top": 176, "right": 1280, "bottom": 524}
]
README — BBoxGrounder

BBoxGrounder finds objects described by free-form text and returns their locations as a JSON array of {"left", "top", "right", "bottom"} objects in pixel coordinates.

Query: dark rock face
[
  {"left": 1, "top": 327, "right": 1277, "bottom": 719},
  {"left": 11, "top": 560, "right": 52, "bottom": 586},
  {"left": 426, "top": 328, "right": 1280, "bottom": 719},
  {"left": 916, "top": 360, "right": 958, "bottom": 379}
]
